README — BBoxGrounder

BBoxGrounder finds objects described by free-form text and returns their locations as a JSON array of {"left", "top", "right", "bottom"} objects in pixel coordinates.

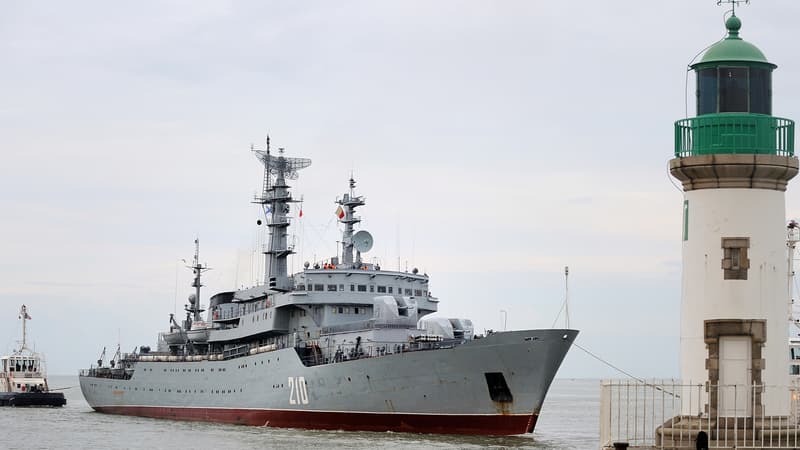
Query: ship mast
[
  {"left": 337, "top": 176, "right": 365, "bottom": 267},
  {"left": 186, "top": 238, "right": 209, "bottom": 322},
  {"left": 788, "top": 220, "right": 799, "bottom": 328},
  {"left": 254, "top": 137, "right": 311, "bottom": 291},
  {"left": 19, "top": 304, "right": 31, "bottom": 351}
]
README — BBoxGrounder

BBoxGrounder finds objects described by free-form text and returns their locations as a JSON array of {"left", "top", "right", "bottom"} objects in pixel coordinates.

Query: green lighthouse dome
[{"left": 693, "top": 15, "right": 775, "bottom": 69}]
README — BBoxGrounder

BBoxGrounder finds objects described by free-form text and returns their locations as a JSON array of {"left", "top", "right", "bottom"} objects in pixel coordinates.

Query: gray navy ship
[{"left": 79, "top": 140, "right": 578, "bottom": 435}]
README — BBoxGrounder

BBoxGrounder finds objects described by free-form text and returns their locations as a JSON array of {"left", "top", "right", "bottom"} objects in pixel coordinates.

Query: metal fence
[
  {"left": 674, "top": 114, "right": 795, "bottom": 157},
  {"left": 600, "top": 379, "right": 800, "bottom": 449}
]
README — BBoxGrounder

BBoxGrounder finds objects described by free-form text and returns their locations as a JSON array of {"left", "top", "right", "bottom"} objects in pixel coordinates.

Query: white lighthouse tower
[{"left": 670, "top": 8, "right": 797, "bottom": 418}]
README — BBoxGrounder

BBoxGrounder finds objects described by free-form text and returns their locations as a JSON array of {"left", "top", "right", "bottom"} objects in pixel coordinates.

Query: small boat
[{"left": 0, "top": 305, "right": 66, "bottom": 407}]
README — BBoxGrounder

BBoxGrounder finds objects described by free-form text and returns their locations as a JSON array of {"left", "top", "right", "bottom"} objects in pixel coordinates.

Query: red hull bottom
[{"left": 93, "top": 406, "right": 538, "bottom": 436}]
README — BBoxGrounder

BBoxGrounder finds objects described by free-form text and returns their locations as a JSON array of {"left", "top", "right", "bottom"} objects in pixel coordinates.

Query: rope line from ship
[{"left": 571, "top": 342, "right": 679, "bottom": 398}]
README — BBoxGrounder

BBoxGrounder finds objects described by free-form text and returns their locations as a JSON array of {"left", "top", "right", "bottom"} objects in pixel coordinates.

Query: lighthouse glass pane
[
  {"left": 718, "top": 67, "right": 749, "bottom": 112},
  {"left": 697, "top": 68, "right": 718, "bottom": 115},
  {"left": 749, "top": 68, "right": 771, "bottom": 114}
]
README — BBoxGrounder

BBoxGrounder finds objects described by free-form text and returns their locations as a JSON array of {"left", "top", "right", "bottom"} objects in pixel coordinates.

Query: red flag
[
  {"left": 299, "top": 208, "right": 303, "bottom": 218},
  {"left": 335, "top": 206, "right": 345, "bottom": 219}
]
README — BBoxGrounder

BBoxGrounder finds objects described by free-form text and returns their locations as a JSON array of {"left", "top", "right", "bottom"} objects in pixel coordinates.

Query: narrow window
[
  {"left": 682, "top": 200, "right": 689, "bottom": 242},
  {"left": 388, "top": 286, "right": 393, "bottom": 294},
  {"left": 721, "top": 237, "right": 750, "bottom": 280}
]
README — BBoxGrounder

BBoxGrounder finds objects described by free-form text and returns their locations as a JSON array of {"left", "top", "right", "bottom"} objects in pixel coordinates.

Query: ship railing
[
  {"left": 211, "top": 298, "right": 273, "bottom": 322},
  {"left": 600, "top": 379, "right": 800, "bottom": 449},
  {"left": 222, "top": 345, "right": 250, "bottom": 360},
  {"left": 321, "top": 319, "right": 417, "bottom": 335},
  {"left": 297, "top": 338, "right": 465, "bottom": 367},
  {"left": 78, "top": 367, "right": 133, "bottom": 380}
]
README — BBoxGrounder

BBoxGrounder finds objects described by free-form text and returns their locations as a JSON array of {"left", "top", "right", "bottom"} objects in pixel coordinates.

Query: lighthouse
[{"left": 670, "top": 10, "right": 797, "bottom": 418}]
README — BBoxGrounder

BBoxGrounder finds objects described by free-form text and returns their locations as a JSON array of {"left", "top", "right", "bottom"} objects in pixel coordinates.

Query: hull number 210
[{"left": 288, "top": 376, "right": 309, "bottom": 405}]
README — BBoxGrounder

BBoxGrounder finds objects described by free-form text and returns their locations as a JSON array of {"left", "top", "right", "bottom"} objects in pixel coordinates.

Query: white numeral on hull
[{"left": 288, "top": 376, "right": 309, "bottom": 405}]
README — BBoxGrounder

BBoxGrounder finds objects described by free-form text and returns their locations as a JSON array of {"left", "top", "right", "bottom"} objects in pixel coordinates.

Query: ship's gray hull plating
[{"left": 80, "top": 329, "right": 576, "bottom": 435}]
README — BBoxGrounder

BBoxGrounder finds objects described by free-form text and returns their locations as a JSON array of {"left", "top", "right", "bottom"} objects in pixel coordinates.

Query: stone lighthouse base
[{"left": 653, "top": 415, "right": 798, "bottom": 449}]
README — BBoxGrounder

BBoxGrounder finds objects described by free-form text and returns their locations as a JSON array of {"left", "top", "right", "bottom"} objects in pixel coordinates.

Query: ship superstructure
[{"left": 79, "top": 141, "right": 577, "bottom": 435}]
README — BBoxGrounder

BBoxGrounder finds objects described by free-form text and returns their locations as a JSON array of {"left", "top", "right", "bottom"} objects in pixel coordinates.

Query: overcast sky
[{"left": 3, "top": 1, "right": 800, "bottom": 378}]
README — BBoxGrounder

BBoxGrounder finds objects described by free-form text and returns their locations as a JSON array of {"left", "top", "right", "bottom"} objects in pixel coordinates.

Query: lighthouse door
[{"left": 718, "top": 336, "right": 752, "bottom": 417}]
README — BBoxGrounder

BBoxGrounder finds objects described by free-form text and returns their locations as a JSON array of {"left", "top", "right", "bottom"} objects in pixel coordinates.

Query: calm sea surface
[{"left": 0, "top": 377, "right": 599, "bottom": 450}]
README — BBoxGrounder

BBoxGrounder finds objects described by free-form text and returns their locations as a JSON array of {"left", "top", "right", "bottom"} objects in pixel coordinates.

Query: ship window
[
  {"left": 792, "top": 364, "right": 800, "bottom": 375},
  {"left": 405, "top": 289, "right": 412, "bottom": 296},
  {"left": 314, "top": 284, "right": 324, "bottom": 291},
  {"left": 338, "top": 307, "right": 344, "bottom": 314},
  {"left": 377, "top": 286, "right": 386, "bottom": 293},
  {"left": 354, "top": 307, "right": 360, "bottom": 314},
  {"left": 369, "top": 285, "right": 375, "bottom": 293},
  {"left": 414, "top": 289, "right": 422, "bottom": 296},
  {"left": 339, "top": 284, "right": 344, "bottom": 291},
  {"left": 721, "top": 237, "right": 750, "bottom": 280},
  {"left": 296, "top": 284, "right": 305, "bottom": 291},
  {"left": 350, "top": 284, "right": 355, "bottom": 291},
  {"left": 327, "top": 284, "right": 337, "bottom": 292},
  {"left": 357, "top": 285, "right": 367, "bottom": 292},
  {"left": 388, "top": 287, "right": 393, "bottom": 294},
  {"left": 484, "top": 372, "right": 513, "bottom": 402}
]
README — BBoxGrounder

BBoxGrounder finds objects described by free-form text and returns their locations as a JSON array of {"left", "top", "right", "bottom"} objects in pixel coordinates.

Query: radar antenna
[{"left": 252, "top": 136, "right": 311, "bottom": 290}]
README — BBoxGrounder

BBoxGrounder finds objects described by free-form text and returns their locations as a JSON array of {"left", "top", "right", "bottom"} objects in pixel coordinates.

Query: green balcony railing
[{"left": 674, "top": 113, "right": 794, "bottom": 157}]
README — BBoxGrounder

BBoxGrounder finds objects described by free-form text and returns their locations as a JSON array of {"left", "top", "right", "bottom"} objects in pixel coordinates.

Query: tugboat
[
  {"left": 0, "top": 305, "right": 66, "bottom": 407},
  {"left": 79, "top": 141, "right": 577, "bottom": 435}
]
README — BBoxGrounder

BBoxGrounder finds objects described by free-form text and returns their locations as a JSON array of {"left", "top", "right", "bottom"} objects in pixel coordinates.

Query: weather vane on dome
[{"left": 717, "top": 0, "right": 749, "bottom": 15}]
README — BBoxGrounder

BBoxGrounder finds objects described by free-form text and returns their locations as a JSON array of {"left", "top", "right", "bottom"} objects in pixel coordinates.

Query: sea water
[{"left": 0, "top": 377, "right": 599, "bottom": 450}]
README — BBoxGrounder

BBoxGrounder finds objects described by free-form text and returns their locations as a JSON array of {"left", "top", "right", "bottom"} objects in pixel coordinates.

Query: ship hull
[
  {"left": 92, "top": 406, "right": 536, "bottom": 435},
  {"left": 0, "top": 392, "right": 66, "bottom": 407},
  {"left": 80, "top": 329, "right": 576, "bottom": 435}
]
